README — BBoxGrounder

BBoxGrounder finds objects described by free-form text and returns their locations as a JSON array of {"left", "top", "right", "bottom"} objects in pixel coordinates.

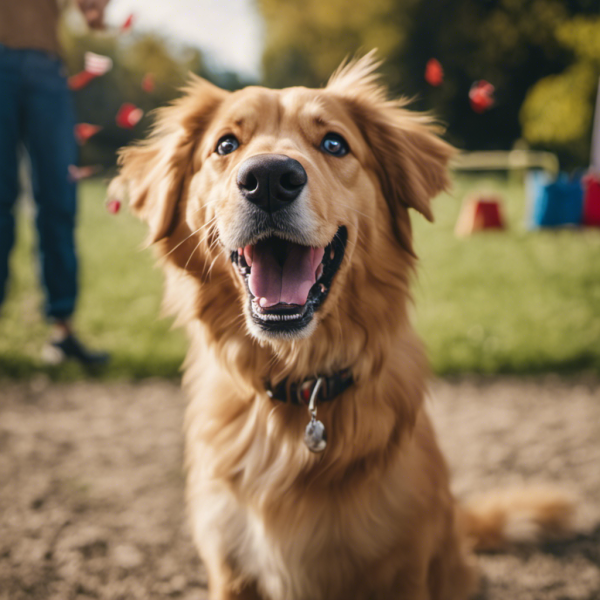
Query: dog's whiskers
[
  {"left": 198, "top": 224, "right": 226, "bottom": 279},
  {"left": 336, "top": 201, "right": 376, "bottom": 222},
  {"left": 164, "top": 225, "right": 203, "bottom": 258},
  {"left": 165, "top": 214, "right": 219, "bottom": 260},
  {"left": 184, "top": 237, "right": 204, "bottom": 271}
]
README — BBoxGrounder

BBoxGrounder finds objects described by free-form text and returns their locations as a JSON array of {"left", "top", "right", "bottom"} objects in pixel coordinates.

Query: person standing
[{"left": 0, "top": 0, "right": 110, "bottom": 365}]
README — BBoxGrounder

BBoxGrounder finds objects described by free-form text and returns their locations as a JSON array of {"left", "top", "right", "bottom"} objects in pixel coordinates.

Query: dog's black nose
[{"left": 237, "top": 154, "right": 307, "bottom": 213}]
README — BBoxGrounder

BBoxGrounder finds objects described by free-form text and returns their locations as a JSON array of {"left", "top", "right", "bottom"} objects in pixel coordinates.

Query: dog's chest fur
[
  {"left": 186, "top": 399, "right": 416, "bottom": 600},
  {"left": 190, "top": 476, "right": 412, "bottom": 600}
]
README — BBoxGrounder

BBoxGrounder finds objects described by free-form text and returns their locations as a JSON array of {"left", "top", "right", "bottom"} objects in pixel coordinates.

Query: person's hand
[{"left": 76, "top": 0, "right": 110, "bottom": 30}]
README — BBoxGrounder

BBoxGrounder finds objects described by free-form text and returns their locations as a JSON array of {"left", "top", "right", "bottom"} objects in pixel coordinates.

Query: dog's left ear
[
  {"left": 327, "top": 53, "right": 454, "bottom": 248},
  {"left": 109, "top": 76, "right": 228, "bottom": 244}
]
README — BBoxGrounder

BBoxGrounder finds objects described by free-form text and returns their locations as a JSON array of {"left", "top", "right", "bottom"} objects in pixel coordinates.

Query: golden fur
[{"left": 111, "top": 54, "right": 574, "bottom": 600}]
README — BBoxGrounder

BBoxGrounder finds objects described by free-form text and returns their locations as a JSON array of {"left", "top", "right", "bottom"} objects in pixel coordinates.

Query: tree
[
  {"left": 258, "top": 0, "right": 598, "bottom": 159},
  {"left": 520, "top": 16, "right": 600, "bottom": 165},
  {"left": 59, "top": 14, "right": 251, "bottom": 167},
  {"left": 259, "top": 0, "right": 411, "bottom": 89}
]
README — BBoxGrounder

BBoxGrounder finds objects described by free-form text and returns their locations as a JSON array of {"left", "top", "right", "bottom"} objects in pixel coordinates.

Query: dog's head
[{"left": 112, "top": 54, "right": 452, "bottom": 354}]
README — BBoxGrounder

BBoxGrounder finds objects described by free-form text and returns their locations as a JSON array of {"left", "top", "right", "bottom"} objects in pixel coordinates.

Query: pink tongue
[{"left": 248, "top": 241, "right": 324, "bottom": 307}]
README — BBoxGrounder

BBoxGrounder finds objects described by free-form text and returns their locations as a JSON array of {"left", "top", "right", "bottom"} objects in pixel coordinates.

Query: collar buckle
[
  {"left": 297, "top": 379, "right": 315, "bottom": 404},
  {"left": 266, "top": 369, "right": 353, "bottom": 405}
]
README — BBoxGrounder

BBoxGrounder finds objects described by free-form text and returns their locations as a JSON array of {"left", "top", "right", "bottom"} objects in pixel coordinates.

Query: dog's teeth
[
  {"left": 320, "top": 284, "right": 326, "bottom": 293},
  {"left": 256, "top": 312, "right": 302, "bottom": 321},
  {"left": 250, "top": 301, "right": 303, "bottom": 321},
  {"left": 315, "top": 264, "right": 324, "bottom": 280},
  {"left": 259, "top": 297, "right": 271, "bottom": 307}
]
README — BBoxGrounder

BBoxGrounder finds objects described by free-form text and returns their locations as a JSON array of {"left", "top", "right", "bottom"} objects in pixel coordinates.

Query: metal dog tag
[
  {"left": 303, "top": 377, "right": 327, "bottom": 453},
  {"left": 304, "top": 416, "right": 327, "bottom": 453}
]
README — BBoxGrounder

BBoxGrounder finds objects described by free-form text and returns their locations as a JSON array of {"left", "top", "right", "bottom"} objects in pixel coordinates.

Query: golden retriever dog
[{"left": 111, "top": 54, "right": 574, "bottom": 600}]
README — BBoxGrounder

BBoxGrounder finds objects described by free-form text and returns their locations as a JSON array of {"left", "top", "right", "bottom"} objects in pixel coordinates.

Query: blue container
[{"left": 528, "top": 171, "right": 584, "bottom": 228}]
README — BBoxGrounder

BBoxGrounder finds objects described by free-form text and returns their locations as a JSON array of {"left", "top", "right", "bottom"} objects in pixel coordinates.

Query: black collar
[{"left": 265, "top": 368, "right": 354, "bottom": 405}]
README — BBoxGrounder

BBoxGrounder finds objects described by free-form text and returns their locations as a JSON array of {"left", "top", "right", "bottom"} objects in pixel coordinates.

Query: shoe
[{"left": 42, "top": 334, "right": 110, "bottom": 367}]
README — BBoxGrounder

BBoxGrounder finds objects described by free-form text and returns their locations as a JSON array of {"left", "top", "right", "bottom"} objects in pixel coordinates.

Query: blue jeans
[{"left": 0, "top": 44, "right": 78, "bottom": 320}]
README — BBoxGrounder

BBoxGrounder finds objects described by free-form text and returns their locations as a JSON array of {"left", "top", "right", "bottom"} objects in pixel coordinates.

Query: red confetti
[
  {"left": 116, "top": 103, "right": 144, "bottom": 129},
  {"left": 68, "top": 165, "right": 101, "bottom": 182},
  {"left": 68, "top": 70, "right": 97, "bottom": 91},
  {"left": 141, "top": 73, "right": 155, "bottom": 93},
  {"left": 84, "top": 52, "right": 113, "bottom": 76},
  {"left": 106, "top": 199, "right": 122, "bottom": 214},
  {"left": 121, "top": 14, "right": 134, "bottom": 32},
  {"left": 68, "top": 53, "right": 112, "bottom": 90},
  {"left": 469, "top": 80, "right": 495, "bottom": 113},
  {"left": 425, "top": 59, "right": 443, "bottom": 87},
  {"left": 74, "top": 123, "right": 102, "bottom": 145}
]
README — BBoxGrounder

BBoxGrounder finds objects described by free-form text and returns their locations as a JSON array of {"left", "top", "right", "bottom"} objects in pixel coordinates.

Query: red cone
[
  {"left": 455, "top": 194, "right": 505, "bottom": 236},
  {"left": 583, "top": 174, "right": 600, "bottom": 227}
]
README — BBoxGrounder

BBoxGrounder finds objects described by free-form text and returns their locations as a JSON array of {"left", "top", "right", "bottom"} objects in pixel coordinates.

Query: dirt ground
[{"left": 1, "top": 376, "right": 599, "bottom": 600}]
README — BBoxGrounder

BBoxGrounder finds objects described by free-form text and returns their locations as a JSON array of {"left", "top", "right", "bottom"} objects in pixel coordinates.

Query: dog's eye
[
  {"left": 216, "top": 135, "right": 240, "bottom": 156},
  {"left": 320, "top": 133, "right": 349, "bottom": 157}
]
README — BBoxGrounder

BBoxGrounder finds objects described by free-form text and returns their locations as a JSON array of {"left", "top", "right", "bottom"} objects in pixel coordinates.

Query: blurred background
[
  {"left": 2, "top": 3, "right": 600, "bottom": 600},
  {"left": 1, "top": 0, "right": 598, "bottom": 379}
]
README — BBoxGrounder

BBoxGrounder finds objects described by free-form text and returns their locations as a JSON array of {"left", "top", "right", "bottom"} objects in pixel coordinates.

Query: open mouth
[{"left": 231, "top": 226, "right": 347, "bottom": 334}]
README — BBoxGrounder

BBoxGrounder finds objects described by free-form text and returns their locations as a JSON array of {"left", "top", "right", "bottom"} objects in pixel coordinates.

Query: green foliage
[
  {"left": 559, "top": 15, "right": 600, "bottom": 62},
  {"left": 1, "top": 177, "right": 599, "bottom": 380},
  {"left": 520, "top": 63, "right": 597, "bottom": 162},
  {"left": 259, "top": 0, "right": 405, "bottom": 88},
  {"left": 520, "top": 16, "right": 600, "bottom": 165},
  {"left": 258, "top": 0, "right": 598, "bottom": 160},
  {"left": 58, "top": 14, "right": 252, "bottom": 168}
]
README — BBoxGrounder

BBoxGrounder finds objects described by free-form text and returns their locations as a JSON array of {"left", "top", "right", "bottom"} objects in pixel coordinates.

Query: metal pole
[{"left": 591, "top": 78, "right": 600, "bottom": 174}]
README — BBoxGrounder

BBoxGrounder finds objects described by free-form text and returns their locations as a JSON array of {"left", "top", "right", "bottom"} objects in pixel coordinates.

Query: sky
[{"left": 104, "top": 0, "right": 265, "bottom": 78}]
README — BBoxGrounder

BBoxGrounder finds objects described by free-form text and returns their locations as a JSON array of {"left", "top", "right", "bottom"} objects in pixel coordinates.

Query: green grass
[
  {"left": 0, "top": 174, "right": 598, "bottom": 380},
  {"left": 0, "top": 180, "right": 185, "bottom": 380},
  {"left": 413, "top": 174, "right": 600, "bottom": 375}
]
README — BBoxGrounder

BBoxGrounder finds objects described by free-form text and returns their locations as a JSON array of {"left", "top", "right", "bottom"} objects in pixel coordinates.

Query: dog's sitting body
[{"left": 113, "top": 55, "right": 573, "bottom": 600}]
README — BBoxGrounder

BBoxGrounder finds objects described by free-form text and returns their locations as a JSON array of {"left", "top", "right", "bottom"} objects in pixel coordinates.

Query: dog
[{"left": 111, "top": 54, "right": 574, "bottom": 600}]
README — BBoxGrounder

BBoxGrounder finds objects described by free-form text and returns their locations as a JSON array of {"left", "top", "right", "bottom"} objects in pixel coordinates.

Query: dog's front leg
[
  {"left": 202, "top": 555, "right": 263, "bottom": 600},
  {"left": 209, "top": 580, "right": 262, "bottom": 600}
]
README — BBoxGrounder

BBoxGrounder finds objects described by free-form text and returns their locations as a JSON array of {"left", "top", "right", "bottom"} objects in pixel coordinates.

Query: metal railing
[{"left": 451, "top": 150, "right": 560, "bottom": 176}]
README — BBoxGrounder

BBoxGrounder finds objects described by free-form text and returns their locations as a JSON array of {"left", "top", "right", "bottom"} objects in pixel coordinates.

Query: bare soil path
[{"left": 1, "top": 377, "right": 599, "bottom": 600}]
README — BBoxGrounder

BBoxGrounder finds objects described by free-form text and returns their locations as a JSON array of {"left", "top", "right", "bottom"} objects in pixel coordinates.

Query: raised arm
[{"left": 76, "top": 0, "right": 111, "bottom": 30}]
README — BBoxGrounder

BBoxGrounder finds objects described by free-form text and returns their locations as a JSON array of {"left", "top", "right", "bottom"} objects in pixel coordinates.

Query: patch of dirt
[
  {"left": 429, "top": 376, "right": 600, "bottom": 600},
  {"left": 0, "top": 376, "right": 598, "bottom": 599}
]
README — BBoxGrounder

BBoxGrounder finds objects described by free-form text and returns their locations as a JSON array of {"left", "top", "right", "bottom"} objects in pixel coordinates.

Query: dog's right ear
[{"left": 109, "top": 76, "right": 228, "bottom": 244}]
